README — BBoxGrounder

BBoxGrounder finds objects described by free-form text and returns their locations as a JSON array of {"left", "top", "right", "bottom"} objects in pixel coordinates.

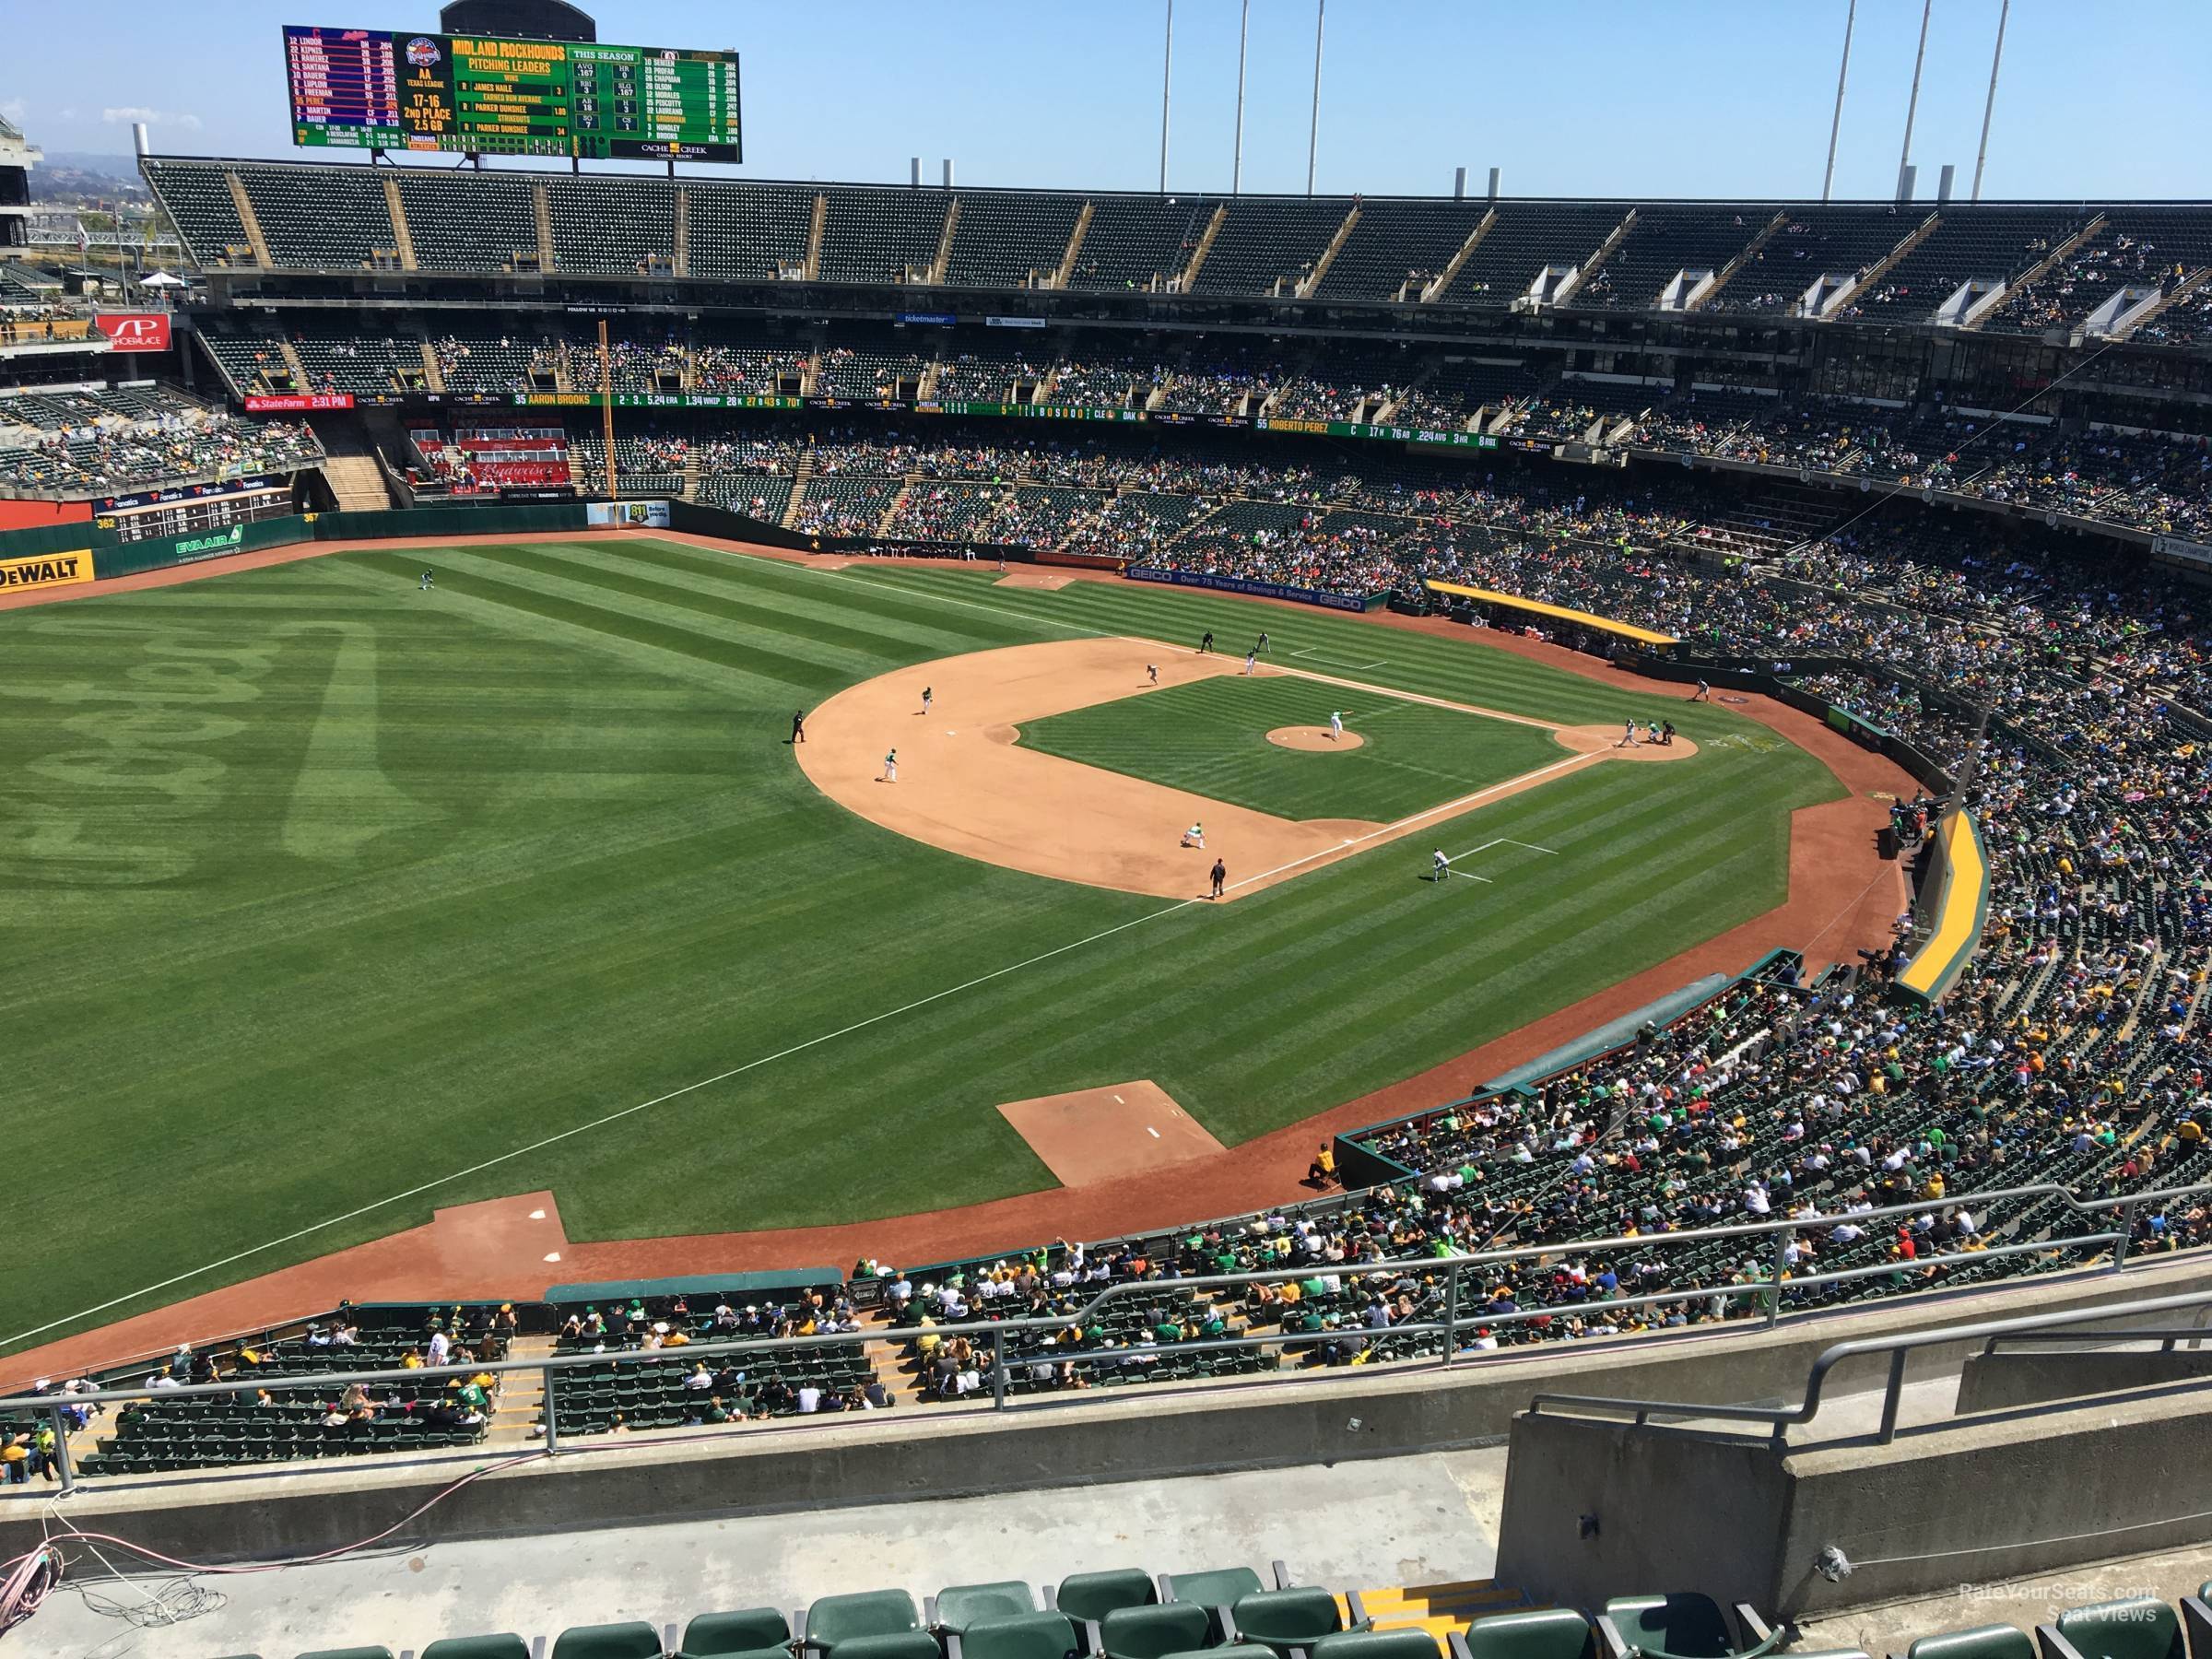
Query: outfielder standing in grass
[{"left": 1433, "top": 849, "right": 1451, "bottom": 882}]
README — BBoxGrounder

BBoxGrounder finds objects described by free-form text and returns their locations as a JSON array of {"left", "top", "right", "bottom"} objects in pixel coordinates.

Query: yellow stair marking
[{"left": 1339, "top": 1581, "right": 1531, "bottom": 1643}]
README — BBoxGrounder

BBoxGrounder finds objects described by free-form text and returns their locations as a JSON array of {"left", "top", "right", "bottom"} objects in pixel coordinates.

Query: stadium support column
[
  {"left": 1821, "top": 0, "right": 1854, "bottom": 203},
  {"left": 1232, "top": 0, "right": 1249, "bottom": 194},
  {"left": 1159, "top": 0, "right": 1173, "bottom": 193},
  {"left": 1971, "top": 0, "right": 2009, "bottom": 202},
  {"left": 1306, "top": 0, "right": 1324, "bottom": 196},
  {"left": 1896, "top": 0, "right": 1931, "bottom": 205},
  {"left": 600, "top": 317, "right": 618, "bottom": 504}
]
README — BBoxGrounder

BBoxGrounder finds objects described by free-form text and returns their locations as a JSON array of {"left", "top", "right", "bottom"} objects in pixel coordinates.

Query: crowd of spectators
[{"left": 0, "top": 410, "right": 322, "bottom": 494}]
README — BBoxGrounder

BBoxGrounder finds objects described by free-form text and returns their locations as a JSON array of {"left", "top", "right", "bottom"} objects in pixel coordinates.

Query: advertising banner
[
  {"left": 92, "top": 313, "right": 173, "bottom": 352},
  {"left": 245, "top": 392, "right": 356, "bottom": 412},
  {"left": 1125, "top": 566, "right": 1376, "bottom": 613},
  {"left": 586, "top": 499, "right": 672, "bottom": 527},
  {"left": 0, "top": 548, "right": 95, "bottom": 592}
]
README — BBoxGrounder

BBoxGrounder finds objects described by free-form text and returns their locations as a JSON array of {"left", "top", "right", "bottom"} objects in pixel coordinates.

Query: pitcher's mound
[
  {"left": 997, "top": 1079, "right": 1224, "bottom": 1187},
  {"left": 1267, "top": 724, "right": 1364, "bottom": 751},
  {"left": 995, "top": 572, "right": 1072, "bottom": 590}
]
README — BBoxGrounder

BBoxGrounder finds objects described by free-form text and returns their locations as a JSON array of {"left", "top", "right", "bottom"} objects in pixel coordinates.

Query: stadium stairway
[
  {"left": 782, "top": 453, "right": 814, "bottom": 528},
  {"left": 876, "top": 470, "right": 919, "bottom": 537},
  {"left": 486, "top": 1335, "right": 551, "bottom": 1452},
  {"left": 320, "top": 453, "right": 391, "bottom": 512},
  {"left": 1344, "top": 1578, "right": 1532, "bottom": 1641}
]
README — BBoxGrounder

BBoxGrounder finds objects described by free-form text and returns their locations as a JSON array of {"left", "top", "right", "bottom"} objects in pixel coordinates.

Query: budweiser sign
[
  {"left": 244, "top": 393, "right": 355, "bottom": 413},
  {"left": 93, "top": 312, "right": 172, "bottom": 352}
]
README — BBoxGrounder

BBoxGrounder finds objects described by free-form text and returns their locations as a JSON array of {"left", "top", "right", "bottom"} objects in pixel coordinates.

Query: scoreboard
[{"left": 283, "top": 24, "right": 742, "bottom": 161}]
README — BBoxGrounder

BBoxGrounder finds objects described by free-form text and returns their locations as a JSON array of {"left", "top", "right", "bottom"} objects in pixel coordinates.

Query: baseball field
[{"left": 2, "top": 535, "right": 1841, "bottom": 1355}]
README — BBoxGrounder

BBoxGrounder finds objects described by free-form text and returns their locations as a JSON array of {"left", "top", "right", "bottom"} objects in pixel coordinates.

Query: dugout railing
[{"left": 6, "top": 1175, "right": 2206, "bottom": 1500}]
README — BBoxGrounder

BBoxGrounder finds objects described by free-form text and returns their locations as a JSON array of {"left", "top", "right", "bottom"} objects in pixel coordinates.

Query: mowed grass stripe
[
  {"left": 488, "top": 542, "right": 972, "bottom": 666},
  {"left": 624, "top": 539, "right": 1026, "bottom": 653},
  {"left": 357, "top": 549, "right": 853, "bottom": 698}
]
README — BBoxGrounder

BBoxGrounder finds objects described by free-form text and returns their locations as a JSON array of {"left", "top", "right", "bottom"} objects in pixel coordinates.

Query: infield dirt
[{"left": 794, "top": 637, "right": 1694, "bottom": 900}]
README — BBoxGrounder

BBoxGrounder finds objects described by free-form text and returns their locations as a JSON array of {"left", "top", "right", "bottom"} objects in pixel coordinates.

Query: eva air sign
[{"left": 174, "top": 525, "right": 247, "bottom": 562}]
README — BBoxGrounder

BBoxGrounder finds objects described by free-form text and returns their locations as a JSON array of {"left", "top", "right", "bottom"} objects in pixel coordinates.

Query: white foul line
[{"left": 2, "top": 743, "right": 1591, "bottom": 1356}]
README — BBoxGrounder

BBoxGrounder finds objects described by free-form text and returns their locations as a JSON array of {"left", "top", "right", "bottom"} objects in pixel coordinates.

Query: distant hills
[{"left": 29, "top": 151, "right": 151, "bottom": 204}]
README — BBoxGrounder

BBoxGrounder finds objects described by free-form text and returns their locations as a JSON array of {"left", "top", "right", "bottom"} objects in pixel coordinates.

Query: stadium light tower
[
  {"left": 1159, "top": 0, "right": 1173, "bottom": 194},
  {"left": 1971, "top": 0, "right": 2010, "bottom": 201},
  {"left": 1232, "top": 0, "right": 1250, "bottom": 194},
  {"left": 1306, "top": 0, "right": 1325, "bottom": 196},
  {"left": 1821, "top": 0, "right": 1855, "bottom": 203},
  {"left": 1896, "top": 0, "right": 1932, "bottom": 203}
]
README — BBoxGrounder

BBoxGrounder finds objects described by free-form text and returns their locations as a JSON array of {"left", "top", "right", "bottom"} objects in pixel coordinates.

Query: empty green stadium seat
[
  {"left": 808, "top": 1591, "right": 925, "bottom": 1653},
  {"left": 937, "top": 1584, "right": 1041, "bottom": 1633},
  {"left": 421, "top": 1638, "right": 532, "bottom": 1659},
  {"left": 830, "top": 1638, "right": 940, "bottom": 1659},
  {"left": 955, "top": 1613, "right": 1082, "bottom": 1659},
  {"left": 1230, "top": 1588, "right": 1364, "bottom": 1653},
  {"left": 1464, "top": 1609, "right": 1599, "bottom": 1659},
  {"left": 1313, "top": 1632, "right": 1442, "bottom": 1659},
  {"left": 1601, "top": 1595, "right": 1743, "bottom": 1659},
  {"left": 1100, "top": 1603, "right": 1214, "bottom": 1659},
  {"left": 1163, "top": 1570, "right": 1267, "bottom": 1608},
  {"left": 1911, "top": 1630, "right": 2036, "bottom": 1659},
  {"left": 1160, "top": 1647, "right": 1273, "bottom": 1659},
  {"left": 682, "top": 1607, "right": 794, "bottom": 1659},
  {"left": 2046, "top": 1601, "right": 2184, "bottom": 1659},
  {"left": 1055, "top": 1571, "right": 1158, "bottom": 1622},
  {"left": 2185, "top": 1594, "right": 2212, "bottom": 1659},
  {"left": 554, "top": 1622, "right": 665, "bottom": 1659}
]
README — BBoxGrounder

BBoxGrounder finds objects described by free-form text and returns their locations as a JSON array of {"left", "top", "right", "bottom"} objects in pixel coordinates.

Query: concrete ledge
[{"left": 1954, "top": 1347, "right": 2212, "bottom": 1413}]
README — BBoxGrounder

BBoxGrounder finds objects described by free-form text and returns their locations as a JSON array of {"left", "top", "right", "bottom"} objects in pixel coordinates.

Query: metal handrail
[
  {"left": 1527, "top": 1285, "right": 2212, "bottom": 1445},
  {"left": 7, "top": 1175, "right": 2205, "bottom": 1496}
]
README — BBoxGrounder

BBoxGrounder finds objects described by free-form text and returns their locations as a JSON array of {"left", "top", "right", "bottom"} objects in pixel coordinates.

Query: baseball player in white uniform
[
  {"left": 882, "top": 748, "right": 899, "bottom": 782},
  {"left": 1433, "top": 849, "right": 1451, "bottom": 883},
  {"left": 1329, "top": 711, "right": 1344, "bottom": 741}
]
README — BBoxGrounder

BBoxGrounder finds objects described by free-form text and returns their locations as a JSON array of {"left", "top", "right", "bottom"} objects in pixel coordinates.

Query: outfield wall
[{"left": 0, "top": 500, "right": 605, "bottom": 589}]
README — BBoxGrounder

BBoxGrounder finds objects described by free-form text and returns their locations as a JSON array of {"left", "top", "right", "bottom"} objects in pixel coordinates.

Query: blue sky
[{"left": 9, "top": 0, "right": 2208, "bottom": 200}]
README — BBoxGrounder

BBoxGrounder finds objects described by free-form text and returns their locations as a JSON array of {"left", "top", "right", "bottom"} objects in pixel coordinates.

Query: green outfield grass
[
  {"left": 1018, "top": 673, "right": 1567, "bottom": 823},
  {"left": 0, "top": 539, "right": 1838, "bottom": 1354}
]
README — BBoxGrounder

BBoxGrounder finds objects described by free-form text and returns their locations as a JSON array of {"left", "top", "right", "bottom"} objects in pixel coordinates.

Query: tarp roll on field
[{"left": 1897, "top": 811, "right": 1990, "bottom": 1004}]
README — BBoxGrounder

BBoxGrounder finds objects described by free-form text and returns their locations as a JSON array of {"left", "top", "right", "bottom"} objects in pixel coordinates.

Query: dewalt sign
[{"left": 0, "top": 550, "right": 94, "bottom": 592}]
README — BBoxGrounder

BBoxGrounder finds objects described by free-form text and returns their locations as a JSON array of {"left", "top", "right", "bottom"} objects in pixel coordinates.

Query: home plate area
[{"left": 995, "top": 1079, "right": 1225, "bottom": 1186}]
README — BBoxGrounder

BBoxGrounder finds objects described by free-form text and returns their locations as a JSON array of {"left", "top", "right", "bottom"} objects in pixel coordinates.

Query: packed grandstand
[{"left": 5, "top": 57, "right": 2212, "bottom": 1648}]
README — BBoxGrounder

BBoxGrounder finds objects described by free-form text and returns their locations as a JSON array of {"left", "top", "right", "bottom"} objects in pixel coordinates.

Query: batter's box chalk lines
[{"left": 1448, "top": 835, "right": 1559, "bottom": 863}]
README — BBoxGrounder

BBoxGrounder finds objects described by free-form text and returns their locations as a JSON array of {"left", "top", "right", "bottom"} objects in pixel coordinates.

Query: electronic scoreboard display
[{"left": 283, "top": 25, "right": 742, "bottom": 160}]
